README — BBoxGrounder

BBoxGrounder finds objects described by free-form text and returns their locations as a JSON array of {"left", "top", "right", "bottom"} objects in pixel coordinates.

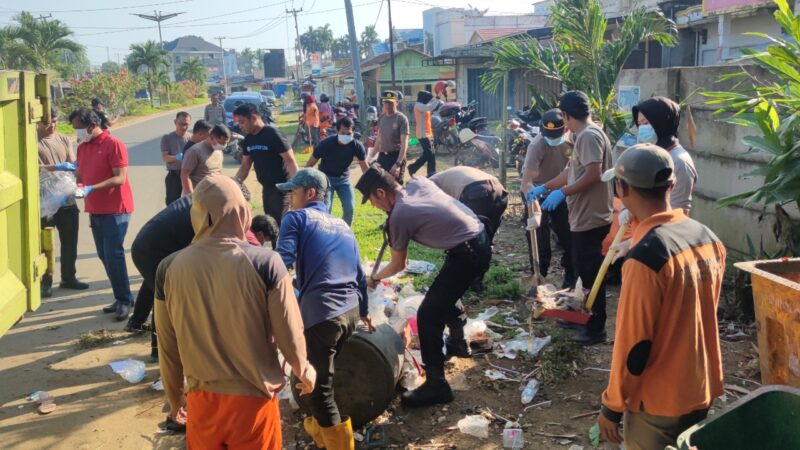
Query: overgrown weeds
[
  {"left": 76, "top": 329, "right": 118, "bottom": 349},
  {"left": 538, "top": 329, "right": 583, "bottom": 383}
]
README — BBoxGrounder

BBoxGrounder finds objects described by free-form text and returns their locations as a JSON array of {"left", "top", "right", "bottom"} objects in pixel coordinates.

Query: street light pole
[
  {"left": 387, "top": 0, "right": 397, "bottom": 89},
  {"left": 131, "top": 10, "right": 184, "bottom": 49},
  {"left": 216, "top": 37, "right": 229, "bottom": 95},
  {"left": 286, "top": 7, "right": 304, "bottom": 80},
  {"left": 344, "top": 0, "right": 365, "bottom": 123}
]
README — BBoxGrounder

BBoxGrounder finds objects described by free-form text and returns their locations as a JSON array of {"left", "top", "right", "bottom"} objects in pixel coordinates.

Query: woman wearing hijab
[{"left": 632, "top": 97, "right": 698, "bottom": 214}]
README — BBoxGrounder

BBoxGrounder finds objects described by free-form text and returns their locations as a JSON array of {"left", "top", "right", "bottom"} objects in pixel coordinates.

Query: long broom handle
[{"left": 585, "top": 223, "right": 629, "bottom": 311}]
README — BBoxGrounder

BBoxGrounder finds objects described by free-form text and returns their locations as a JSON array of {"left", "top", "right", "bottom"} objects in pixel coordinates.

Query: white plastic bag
[
  {"left": 109, "top": 359, "right": 145, "bottom": 383},
  {"left": 39, "top": 171, "right": 77, "bottom": 219},
  {"left": 457, "top": 415, "right": 490, "bottom": 438}
]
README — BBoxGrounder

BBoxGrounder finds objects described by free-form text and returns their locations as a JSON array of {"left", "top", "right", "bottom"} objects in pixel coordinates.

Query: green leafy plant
[
  {"left": 481, "top": 0, "right": 677, "bottom": 141},
  {"left": 127, "top": 40, "right": 170, "bottom": 107},
  {"left": 176, "top": 58, "right": 207, "bottom": 85},
  {"left": 61, "top": 70, "right": 140, "bottom": 119}
]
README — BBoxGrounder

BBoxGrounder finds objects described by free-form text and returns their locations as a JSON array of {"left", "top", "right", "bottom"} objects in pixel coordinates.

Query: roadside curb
[{"left": 113, "top": 102, "right": 207, "bottom": 131}]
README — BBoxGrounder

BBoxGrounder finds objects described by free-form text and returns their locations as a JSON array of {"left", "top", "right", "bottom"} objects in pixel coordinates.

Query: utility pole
[
  {"left": 286, "top": 7, "right": 304, "bottom": 80},
  {"left": 35, "top": 14, "right": 52, "bottom": 21},
  {"left": 131, "top": 10, "right": 184, "bottom": 49},
  {"left": 106, "top": 47, "right": 111, "bottom": 63},
  {"left": 216, "top": 36, "right": 229, "bottom": 95},
  {"left": 387, "top": 0, "right": 397, "bottom": 89},
  {"left": 344, "top": 0, "right": 365, "bottom": 123}
]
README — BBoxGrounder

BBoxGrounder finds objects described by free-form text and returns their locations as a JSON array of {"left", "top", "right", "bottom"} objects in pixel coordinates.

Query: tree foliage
[
  {"left": 176, "top": 58, "right": 207, "bottom": 85},
  {"left": 0, "top": 12, "right": 85, "bottom": 75},
  {"left": 360, "top": 25, "right": 380, "bottom": 58},
  {"left": 61, "top": 70, "right": 140, "bottom": 118},
  {"left": 298, "top": 24, "right": 334, "bottom": 58},
  {"left": 705, "top": 0, "right": 800, "bottom": 214},
  {"left": 332, "top": 36, "right": 351, "bottom": 59},
  {"left": 482, "top": 0, "right": 677, "bottom": 141},
  {"left": 126, "top": 40, "right": 170, "bottom": 107}
]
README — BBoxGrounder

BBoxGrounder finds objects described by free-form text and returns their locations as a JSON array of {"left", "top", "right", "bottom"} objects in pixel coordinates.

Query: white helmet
[{"left": 459, "top": 128, "right": 476, "bottom": 143}]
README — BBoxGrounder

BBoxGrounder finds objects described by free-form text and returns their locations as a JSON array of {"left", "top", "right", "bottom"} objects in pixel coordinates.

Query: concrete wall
[
  {"left": 617, "top": 65, "right": 797, "bottom": 254},
  {"left": 699, "top": 8, "right": 779, "bottom": 65}
]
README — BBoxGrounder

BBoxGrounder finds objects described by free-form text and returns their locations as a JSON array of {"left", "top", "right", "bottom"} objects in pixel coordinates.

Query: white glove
[
  {"left": 618, "top": 208, "right": 632, "bottom": 226},
  {"left": 610, "top": 239, "right": 632, "bottom": 264}
]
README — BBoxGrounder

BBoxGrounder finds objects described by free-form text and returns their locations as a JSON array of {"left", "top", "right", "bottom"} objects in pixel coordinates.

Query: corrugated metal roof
[
  {"left": 163, "top": 35, "right": 222, "bottom": 53},
  {"left": 471, "top": 28, "right": 531, "bottom": 43}
]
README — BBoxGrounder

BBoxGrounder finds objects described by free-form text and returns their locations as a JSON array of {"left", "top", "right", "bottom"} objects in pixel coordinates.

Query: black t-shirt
[
  {"left": 183, "top": 140, "right": 197, "bottom": 151},
  {"left": 242, "top": 125, "right": 291, "bottom": 186},
  {"left": 131, "top": 196, "right": 194, "bottom": 265},
  {"left": 312, "top": 135, "right": 366, "bottom": 178},
  {"left": 94, "top": 109, "right": 111, "bottom": 130}
]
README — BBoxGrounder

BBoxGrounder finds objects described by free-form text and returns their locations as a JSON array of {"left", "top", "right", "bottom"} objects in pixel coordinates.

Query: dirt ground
[{"left": 0, "top": 148, "right": 762, "bottom": 449}]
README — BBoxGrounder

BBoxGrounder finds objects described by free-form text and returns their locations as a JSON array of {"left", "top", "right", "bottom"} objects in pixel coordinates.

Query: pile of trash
[
  {"left": 40, "top": 171, "right": 78, "bottom": 220},
  {"left": 364, "top": 260, "right": 551, "bottom": 391},
  {"left": 533, "top": 281, "right": 586, "bottom": 312}
]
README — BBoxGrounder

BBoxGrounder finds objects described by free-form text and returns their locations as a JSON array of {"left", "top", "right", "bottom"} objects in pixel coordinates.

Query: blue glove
[
  {"left": 54, "top": 162, "right": 77, "bottom": 171},
  {"left": 83, "top": 185, "right": 94, "bottom": 197},
  {"left": 526, "top": 185, "right": 548, "bottom": 203},
  {"left": 541, "top": 189, "right": 566, "bottom": 211},
  {"left": 175, "top": 152, "right": 184, "bottom": 161}
]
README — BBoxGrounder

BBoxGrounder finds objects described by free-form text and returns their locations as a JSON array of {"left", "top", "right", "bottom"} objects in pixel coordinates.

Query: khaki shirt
[
  {"left": 39, "top": 133, "right": 76, "bottom": 206},
  {"left": 567, "top": 124, "right": 613, "bottom": 232},
  {"left": 429, "top": 166, "right": 496, "bottom": 200},
  {"left": 377, "top": 112, "right": 409, "bottom": 153},
  {"left": 524, "top": 135, "right": 572, "bottom": 185}
]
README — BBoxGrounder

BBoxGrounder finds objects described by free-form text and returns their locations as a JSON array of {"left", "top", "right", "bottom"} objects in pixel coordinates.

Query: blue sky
[{"left": 0, "top": 0, "right": 537, "bottom": 65}]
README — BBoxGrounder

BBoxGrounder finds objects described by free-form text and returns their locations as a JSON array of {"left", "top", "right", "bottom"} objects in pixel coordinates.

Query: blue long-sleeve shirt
[{"left": 276, "top": 201, "right": 368, "bottom": 329}]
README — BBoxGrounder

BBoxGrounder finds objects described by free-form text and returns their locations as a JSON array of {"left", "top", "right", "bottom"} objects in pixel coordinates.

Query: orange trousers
[{"left": 186, "top": 390, "right": 281, "bottom": 450}]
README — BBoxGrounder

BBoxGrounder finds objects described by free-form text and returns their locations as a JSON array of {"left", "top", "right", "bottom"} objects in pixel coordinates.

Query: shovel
[
  {"left": 371, "top": 222, "right": 389, "bottom": 278},
  {"left": 535, "top": 222, "right": 629, "bottom": 325},
  {"left": 523, "top": 200, "right": 546, "bottom": 294}
]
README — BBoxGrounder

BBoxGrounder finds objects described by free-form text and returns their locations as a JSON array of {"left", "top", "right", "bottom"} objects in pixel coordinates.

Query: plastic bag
[
  {"left": 109, "top": 359, "right": 146, "bottom": 383},
  {"left": 496, "top": 335, "right": 551, "bottom": 359},
  {"left": 368, "top": 283, "right": 395, "bottom": 326},
  {"left": 39, "top": 171, "right": 77, "bottom": 219},
  {"left": 457, "top": 415, "right": 490, "bottom": 438}
]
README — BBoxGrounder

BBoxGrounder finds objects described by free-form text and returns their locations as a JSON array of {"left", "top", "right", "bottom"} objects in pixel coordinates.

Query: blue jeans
[
  {"left": 90, "top": 213, "right": 133, "bottom": 305},
  {"left": 325, "top": 175, "right": 355, "bottom": 226}
]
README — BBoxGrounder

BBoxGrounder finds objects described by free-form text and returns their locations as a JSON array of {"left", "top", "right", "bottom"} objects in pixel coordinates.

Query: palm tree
[
  {"left": 482, "top": 0, "right": 677, "bottom": 140},
  {"left": 127, "top": 40, "right": 170, "bottom": 107},
  {"left": 0, "top": 27, "right": 30, "bottom": 69},
  {"left": 360, "top": 25, "right": 380, "bottom": 58},
  {"left": 238, "top": 47, "right": 257, "bottom": 74},
  {"left": 298, "top": 25, "right": 335, "bottom": 60},
  {"left": 255, "top": 48, "right": 266, "bottom": 74},
  {"left": 154, "top": 68, "right": 172, "bottom": 106},
  {"left": 331, "top": 36, "right": 351, "bottom": 59},
  {"left": 7, "top": 12, "right": 84, "bottom": 72},
  {"left": 317, "top": 24, "right": 334, "bottom": 58},
  {"left": 176, "top": 58, "right": 206, "bottom": 84}
]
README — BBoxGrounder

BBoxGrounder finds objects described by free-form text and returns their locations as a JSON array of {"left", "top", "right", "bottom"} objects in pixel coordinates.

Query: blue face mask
[
  {"left": 637, "top": 124, "right": 657, "bottom": 144},
  {"left": 544, "top": 136, "right": 565, "bottom": 147}
]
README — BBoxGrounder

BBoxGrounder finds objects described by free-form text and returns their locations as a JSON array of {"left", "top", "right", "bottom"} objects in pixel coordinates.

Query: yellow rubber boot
[
  {"left": 320, "top": 417, "right": 355, "bottom": 450},
  {"left": 303, "top": 416, "right": 326, "bottom": 448}
]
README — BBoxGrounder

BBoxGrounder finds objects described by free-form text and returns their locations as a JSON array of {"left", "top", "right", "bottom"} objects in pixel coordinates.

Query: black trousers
[
  {"left": 41, "top": 205, "right": 80, "bottom": 282},
  {"left": 417, "top": 231, "right": 491, "bottom": 372},
  {"left": 165, "top": 170, "right": 182, "bottom": 205},
  {"left": 262, "top": 184, "right": 290, "bottom": 226},
  {"left": 524, "top": 201, "right": 575, "bottom": 284},
  {"left": 459, "top": 179, "right": 508, "bottom": 244},
  {"left": 377, "top": 151, "right": 407, "bottom": 184},
  {"left": 300, "top": 307, "right": 358, "bottom": 427},
  {"left": 408, "top": 137, "right": 436, "bottom": 177},
  {"left": 130, "top": 243, "right": 161, "bottom": 356},
  {"left": 572, "top": 224, "right": 611, "bottom": 334}
]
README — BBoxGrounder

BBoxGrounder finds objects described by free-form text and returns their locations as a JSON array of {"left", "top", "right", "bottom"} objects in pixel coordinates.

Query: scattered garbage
[
  {"left": 457, "top": 414, "right": 490, "bottom": 438},
  {"left": 535, "top": 281, "right": 585, "bottom": 312},
  {"left": 40, "top": 171, "right": 77, "bottom": 219},
  {"left": 405, "top": 260, "right": 436, "bottom": 274},
  {"left": 32, "top": 391, "right": 56, "bottom": 415},
  {"left": 588, "top": 423, "right": 601, "bottom": 448},
  {"left": 503, "top": 422, "right": 525, "bottom": 449},
  {"left": 484, "top": 369, "right": 513, "bottom": 381},
  {"left": 401, "top": 366, "right": 425, "bottom": 390},
  {"left": 569, "top": 446, "right": 585, "bottom": 450},
  {"left": 520, "top": 379, "right": 540, "bottom": 404},
  {"left": 111, "top": 339, "right": 130, "bottom": 345},
  {"left": 151, "top": 379, "right": 163, "bottom": 391},
  {"left": 475, "top": 306, "right": 499, "bottom": 322},
  {"left": 26, "top": 391, "right": 45, "bottom": 402},
  {"left": 448, "top": 372, "right": 469, "bottom": 391},
  {"left": 277, "top": 387, "right": 299, "bottom": 409},
  {"left": 496, "top": 335, "right": 551, "bottom": 360},
  {"left": 109, "top": 359, "right": 146, "bottom": 383}
]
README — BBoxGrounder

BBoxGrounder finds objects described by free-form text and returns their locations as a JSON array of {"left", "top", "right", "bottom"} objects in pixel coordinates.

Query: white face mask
[
  {"left": 75, "top": 128, "right": 91, "bottom": 143},
  {"left": 338, "top": 134, "right": 354, "bottom": 145},
  {"left": 212, "top": 142, "right": 225, "bottom": 150}
]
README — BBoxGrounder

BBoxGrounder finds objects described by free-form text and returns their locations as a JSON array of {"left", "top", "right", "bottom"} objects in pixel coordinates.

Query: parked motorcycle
[
  {"left": 433, "top": 100, "right": 488, "bottom": 155},
  {"left": 454, "top": 128, "right": 501, "bottom": 169},
  {"left": 506, "top": 108, "right": 542, "bottom": 174}
]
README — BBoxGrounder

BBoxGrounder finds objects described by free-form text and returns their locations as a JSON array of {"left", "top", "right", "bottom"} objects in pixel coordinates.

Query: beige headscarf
[{"left": 191, "top": 174, "right": 251, "bottom": 242}]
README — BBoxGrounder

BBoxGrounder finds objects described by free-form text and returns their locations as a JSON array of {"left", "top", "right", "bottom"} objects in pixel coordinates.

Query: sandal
[{"left": 37, "top": 392, "right": 57, "bottom": 415}]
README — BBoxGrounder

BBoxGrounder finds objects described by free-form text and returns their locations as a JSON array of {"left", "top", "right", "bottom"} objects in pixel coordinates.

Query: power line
[
  {"left": 373, "top": 0, "right": 385, "bottom": 29},
  {"left": 131, "top": 10, "right": 185, "bottom": 48},
  {"left": 8, "top": 0, "right": 193, "bottom": 14},
  {"left": 227, "top": 16, "right": 287, "bottom": 40}
]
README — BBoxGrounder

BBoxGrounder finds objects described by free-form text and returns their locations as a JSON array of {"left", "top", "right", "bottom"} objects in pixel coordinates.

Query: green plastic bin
[{"left": 677, "top": 385, "right": 800, "bottom": 449}]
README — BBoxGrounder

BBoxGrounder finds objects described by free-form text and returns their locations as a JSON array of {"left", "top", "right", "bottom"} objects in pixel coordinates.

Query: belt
[{"left": 446, "top": 229, "right": 488, "bottom": 255}]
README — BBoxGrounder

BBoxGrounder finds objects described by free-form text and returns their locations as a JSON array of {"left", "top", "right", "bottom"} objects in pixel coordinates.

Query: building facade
[{"left": 163, "top": 36, "right": 224, "bottom": 81}]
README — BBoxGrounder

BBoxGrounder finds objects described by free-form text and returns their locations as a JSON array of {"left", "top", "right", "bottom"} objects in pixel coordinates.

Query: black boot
[
  {"left": 401, "top": 367, "right": 454, "bottom": 407},
  {"left": 41, "top": 274, "right": 53, "bottom": 298},
  {"left": 445, "top": 337, "right": 472, "bottom": 359}
]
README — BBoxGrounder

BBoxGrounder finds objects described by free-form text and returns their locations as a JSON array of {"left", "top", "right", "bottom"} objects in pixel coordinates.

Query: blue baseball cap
[{"left": 276, "top": 168, "right": 329, "bottom": 193}]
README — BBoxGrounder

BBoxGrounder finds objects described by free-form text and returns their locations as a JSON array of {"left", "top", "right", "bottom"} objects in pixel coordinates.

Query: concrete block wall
[{"left": 617, "top": 66, "right": 797, "bottom": 254}]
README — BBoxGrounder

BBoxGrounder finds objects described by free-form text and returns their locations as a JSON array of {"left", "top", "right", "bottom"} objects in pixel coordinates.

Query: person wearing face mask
[
  {"left": 632, "top": 97, "right": 697, "bottom": 214},
  {"left": 161, "top": 112, "right": 192, "bottom": 205},
  {"left": 520, "top": 109, "right": 575, "bottom": 288},
  {"left": 70, "top": 108, "right": 135, "bottom": 321},
  {"left": 183, "top": 120, "right": 212, "bottom": 151},
  {"left": 305, "top": 117, "right": 369, "bottom": 226},
  {"left": 180, "top": 124, "right": 230, "bottom": 195}
]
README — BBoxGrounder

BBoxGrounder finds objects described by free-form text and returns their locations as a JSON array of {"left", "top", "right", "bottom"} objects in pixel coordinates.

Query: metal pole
[
  {"left": 387, "top": 0, "right": 397, "bottom": 89},
  {"left": 500, "top": 71, "right": 509, "bottom": 186},
  {"left": 286, "top": 8, "right": 304, "bottom": 80},
  {"left": 216, "top": 37, "right": 228, "bottom": 95},
  {"left": 345, "top": 0, "right": 366, "bottom": 123},
  {"left": 156, "top": 11, "right": 164, "bottom": 48}
]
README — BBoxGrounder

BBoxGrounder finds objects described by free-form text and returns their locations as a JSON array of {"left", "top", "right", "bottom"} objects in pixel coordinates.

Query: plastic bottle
[{"left": 520, "top": 379, "right": 540, "bottom": 404}]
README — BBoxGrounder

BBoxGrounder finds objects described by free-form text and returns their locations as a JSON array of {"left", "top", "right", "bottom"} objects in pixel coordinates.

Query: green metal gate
[{"left": 0, "top": 71, "right": 48, "bottom": 337}]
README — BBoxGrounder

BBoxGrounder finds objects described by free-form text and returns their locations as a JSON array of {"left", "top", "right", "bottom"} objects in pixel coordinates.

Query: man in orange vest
[
  {"left": 304, "top": 95, "right": 321, "bottom": 147},
  {"left": 408, "top": 91, "right": 441, "bottom": 177}
]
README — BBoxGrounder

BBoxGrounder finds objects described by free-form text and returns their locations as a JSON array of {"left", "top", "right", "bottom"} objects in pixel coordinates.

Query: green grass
[{"left": 483, "top": 265, "right": 523, "bottom": 300}]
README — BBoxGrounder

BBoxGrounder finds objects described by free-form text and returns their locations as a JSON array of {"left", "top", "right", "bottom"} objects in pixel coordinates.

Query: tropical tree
[
  {"left": 482, "top": 0, "right": 677, "bottom": 141},
  {"left": 154, "top": 68, "right": 172, "bottom": 105},
  {"left": 101, "top": 61, "right": 120, "bottom": 73},
  {"left": 127, "top": 40, "right": 170, "bottom": 107},
  {"left": 238, "top": 47, "right": 257, "bottom": 74},
  {"left": 176, "top": 58, "right": 207, "bottom": 84},
  {"left": 298, "top": 24, "right": 334, "bottom": 59},
  {"left": 1, "top": 12, "right": 84, "bottom": 72},
  {"left": 331, "top": 36, "right": 351, "bottom": 59},
  {"left": 360, "top": 25, "right": 380, "bottom": 58},
  {"left": 704, "top": 0, "right": 800, "bottom": 249}
]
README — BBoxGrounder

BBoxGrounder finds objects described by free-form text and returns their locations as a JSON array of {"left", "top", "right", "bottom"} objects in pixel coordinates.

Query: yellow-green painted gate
[{"left": 0, "top": 71, "right": 48, "bottom": 337}]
